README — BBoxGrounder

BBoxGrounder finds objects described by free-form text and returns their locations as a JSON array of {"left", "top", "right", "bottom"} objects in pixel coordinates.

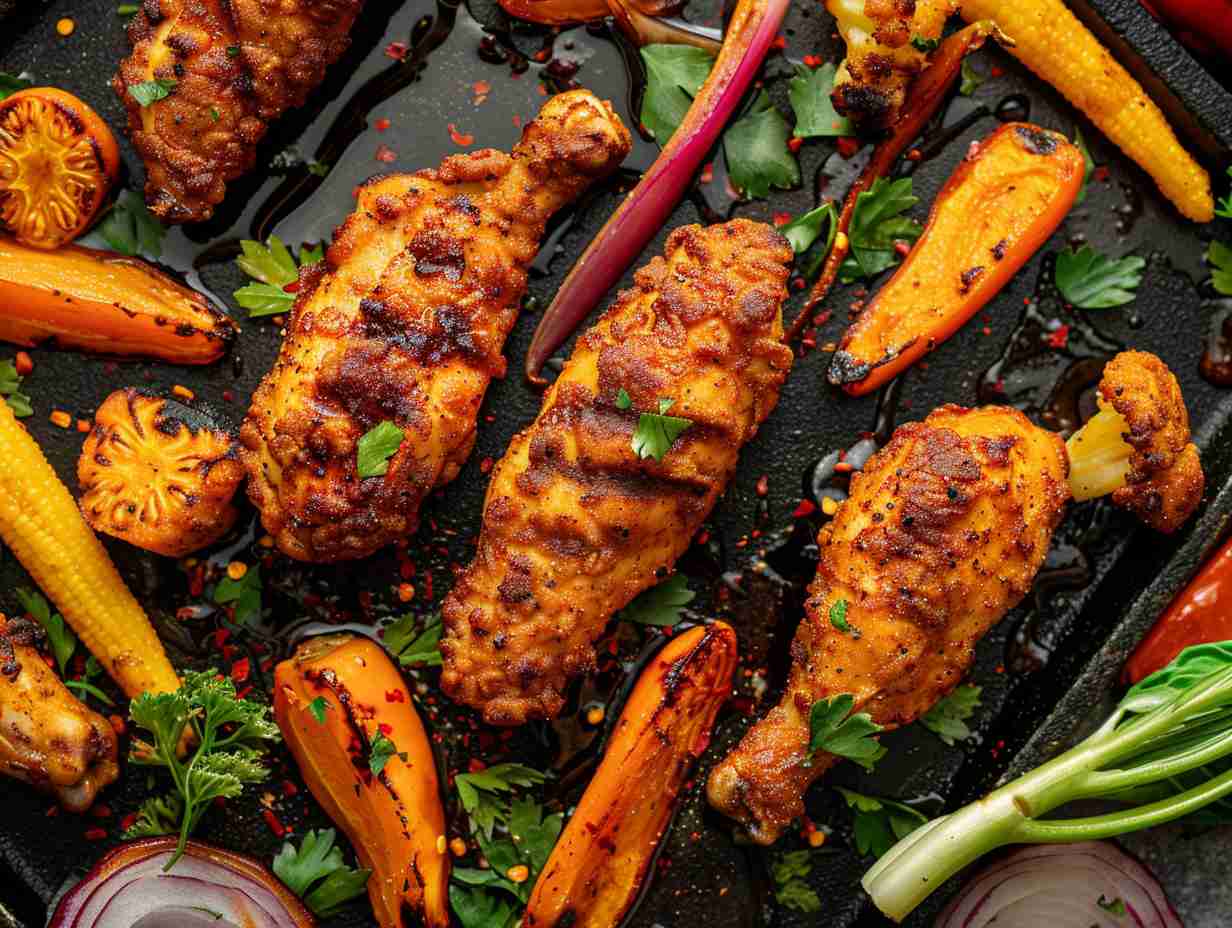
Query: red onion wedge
[
  {"left": 937, "top": 842, "right": 1181, "bottom": 928},
  {"left": 50, "top": 837, "right": 315, "bottom": 928},
  {"left": 524, "top": 0, "right": 791, "bottom": 383}
]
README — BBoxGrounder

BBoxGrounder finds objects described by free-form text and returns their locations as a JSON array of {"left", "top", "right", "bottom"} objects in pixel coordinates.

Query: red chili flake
[
  {"left": 512, "top": 115, "right": 522, "bottom": 128},
  {"left": 188, "top": 564, "right": 204, "bottom": 597},
  {"left": 695, "top": 530, "right": 710, "bottom": 545},
  {"left": 385, "top": 41, "right": 408, "bottom": 60},
  {"left": 533, "top": 47, "right": 550, "bottom": 62},
  {"left": 467, "top": 758, "right": 487, "bottom": 773},
  {"left": 894, "top": 240, "right": 911, "bottom": 258},
  {"left": 793, "top": 499, "right": 817, "bottom": 518},
  {"left": 282, "top": 780, "right": 299, "bottom": 797},
  {"left": 375, "top": 144, "right": 397, "bottom": 163},
  {"left": 283, "top": 280, "right": 299, "bottom": 294},
  {"left": 699, "top": 162, "right": 714, "bottom": 184},
  {"left": 14, "top": 351, "right": 33, "bottom": 376},
  {"left": 222, "top": 389, "right": 235, "bottom": 403},
  {"left": 84, "top": 827, "right": 108, "bottom": 841},
  {"left": 982, "top": 326, "right": 992, "bottom": 336},
  {"left": 1094, "top": 165, "right": 1110, "bottom": 183},
  {"left": 770, "top": 33, "right": 786, "bottom": 49},
  {"left": 836, "top": 137, "right": 860, "bottom": 159},
  {"left": 262, "top": 809, "right": 286, "bottom": 837},
  {"left": 787, "top": 137, "right": 803, "bottom": 153},
  {"left": 802, "top": 54, "right": 822, "bottom": 68},
  {"left": 378, "top": 722, "right": 393, "bottom": 736},
  {"left": 221, "top": 644, "right": 237, "bottom": 662},
  {"left": 386, "top": 689, "right": 406, "bottom": 703},
  {"left": 374, "top": 117, "right": 391, "bottom": 132},
  {"left": 424, "top": 572, "right": 433, "bottom": 600},
  {"left": 1046, "top": 324, "right": 1070, "bottom": 349},
  {"left": 755, "top": 475, "right": 769, "bottom": 496},
  {"left": 46, "top": 805, "right": 59, "bottom": 817},
  {"left": 480, "top": 456, "right": 494, "bottom": 474},
  {"left": 834, "top": 461, "right": 854, "bottom": 473},
  {"left": 813, "top": 309, "right": 832, "bottom": 326},
  {"left": 772, "top": 212, "right": 792, "bottom": 227},
  {"left": 90, "top": 803, "right": 112, "bottom": 819},
  {"left": 448, "top": 123, "right": 474, "bottom": 146},
  {"left": 259, "top": 657, "right": 274, "bottom": 673},
  {"left": 236, "top": 685, "right": 253, "bottom": 700},
  {"left": 990, "top": 65, "right": 1004, "bottom": 77},
  {"left": 473, "top": 79, "right": 491, "bottom": 96},
  {"left": 906, "top": 148, "right": 922, "bottom": 162},
  {"left": 120, "top": 812, "right": 138, "bottom": 831},
  {"left": 352, "top": 185, "right": 362, "bottom": 198}
]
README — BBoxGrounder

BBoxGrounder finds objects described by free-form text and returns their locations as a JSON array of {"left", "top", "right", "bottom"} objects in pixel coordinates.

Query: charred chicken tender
[
  {"left": 440, "top": 219, "right": 795, "bottom": 726},
  {"left": 78, "top": 389, "right": 244, "bottom": 558},
  {"left": 0, "top": 616, "right": 120, "bottom": 813},
  {"left": 708, "top": 405, "right": 1070, "bottom": 844},
  {"left": 826, "top": 0, "right": 959, "bottom": 128},
  {"left": 240, "top": 90, "right": 632, "bottom": 563},
  {"left": 1067, "top": 350, "right": 1204, "bottom": 533}
]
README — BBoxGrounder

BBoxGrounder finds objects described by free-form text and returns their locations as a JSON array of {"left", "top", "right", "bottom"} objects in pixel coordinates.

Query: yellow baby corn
[
  {"left": 0, "top": 400, "right": 179, "bottom": 698},
  {"left": 959, "top": 0, "right": 1213, "bottom": 223}
]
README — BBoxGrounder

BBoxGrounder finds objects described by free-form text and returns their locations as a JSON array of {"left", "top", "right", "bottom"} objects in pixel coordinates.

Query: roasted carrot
[
  {"left": 274, "top": 634, "right": 450, "bottom": 928},
  {"left": 829, "top": 123, "right": 1084, "bottom": 396},
  {"left": 959, "top": 0, "right": 1213, "bottom": 223},
  {"left": 0, "top": 236, "right": 237, "bottom": 364},
  {"left": 523, "top": 622, "right": 737, "bottom": 928},
  {"left": 0, "top": 399, "right": 180, "bottom": 699}
]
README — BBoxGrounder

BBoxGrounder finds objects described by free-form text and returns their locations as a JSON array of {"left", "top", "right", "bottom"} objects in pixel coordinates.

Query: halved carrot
[
  {"left": 828, "top": 122, "right": 1084, "bottom": 396},
  {"left": 523, "top": 622, "right": 737, "bottom": 928},
  {"left": 0, "top": 235, "right": 237, "bottom": 364}
]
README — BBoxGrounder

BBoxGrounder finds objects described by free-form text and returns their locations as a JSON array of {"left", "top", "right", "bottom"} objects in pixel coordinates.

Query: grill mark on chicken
[{"left": 441, "top": 219, "right": 796, "bottom": 725}]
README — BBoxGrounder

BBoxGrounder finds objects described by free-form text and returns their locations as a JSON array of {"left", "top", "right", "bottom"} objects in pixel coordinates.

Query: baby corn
[
  {"left": 959, "top": 0, "right": 1213, "bottom": 222},
  {"left": 0, "top": 401, "right": 179, "bottom": 698}
]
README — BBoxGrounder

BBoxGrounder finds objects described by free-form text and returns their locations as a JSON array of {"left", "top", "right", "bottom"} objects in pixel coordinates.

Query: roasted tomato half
[
  {"left": 0, "top": 88, "right": 120, "bottom": 249},
  {"left": 78, "top": 389, "right": 244, "bottom": 557}
]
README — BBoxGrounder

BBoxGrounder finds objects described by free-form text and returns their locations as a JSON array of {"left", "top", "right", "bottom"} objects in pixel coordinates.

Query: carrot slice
[
  {"left": 524, "top": 622, "right": 737, "bottom": 928},
  {"left": 829, "top": 122, "right": 1084, "bottom": 396}
]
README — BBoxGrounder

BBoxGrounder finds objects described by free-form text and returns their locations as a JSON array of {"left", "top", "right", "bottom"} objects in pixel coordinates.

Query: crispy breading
[
  {"left": 707, "top": 404, "right": 1070, "bottom": 844},
  {"left": 440, "top": 219, "right": 795, "bottom": 726},
  {"left": 112, "top": 0, "right": 363, "bottom": 223},
  {"left": 240, "top": 91, "right": 631, "bottom": 562}
]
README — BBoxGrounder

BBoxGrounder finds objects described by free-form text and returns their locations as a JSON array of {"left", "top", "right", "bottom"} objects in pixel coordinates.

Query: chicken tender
[
  {"left": 440, "top": 220, "right": 795, "bottom": 726},
  {"left": 708, "top": 404, "right": 1070, "bottom": 844},
  {"left": 240, "top": 91, "right": 632, "bottom": 562}
]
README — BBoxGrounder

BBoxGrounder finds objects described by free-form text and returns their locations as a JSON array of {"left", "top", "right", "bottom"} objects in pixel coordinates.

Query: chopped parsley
[
  {"left": 836, "top": 787, "right": 930, "bottom": 858},
  {"left": 807, "top": 693, "right": 885, "bottom": 771},
  {"left": 781, "top": 201, "right": 839, "bottom": 282},
  {"left": 631, "top": 397, "right": 692, "bottom": 462},
  {"left": 213, "top": 563, "right": 262, "bottom": 626},
  {"left": 919, "top": 683, "right": 982, "bottom": 745},
  {"left": 828, "top": 598, "right": 859, "bottom": 637},
  {"left": 0, "top": 360, "right": 33, "bottom": 418},
  {"left": 1208, "top": 240, "right": 1232, "bottom": 296},
  {"left": 1054, "top": 245, "right": 1145, "bottom": 308},
  {"left": 367, "top": 730, "right": 405, "bottom": 776},
  {"left": 89, "top": 189, "right": 165, "bottom": 259},
  {"left": 117, "top": 3, "right": 140, "bottom": 15},
  {"left": 638, "top": 44, "right": 716, "bottom": 144},
  {"left": 1097, "top": 895, "right": 1127, "bottom": 917},
  {"left": 910, "top": 35, "right": 940, "bottom": 52},
  {"left": 233, "top": 235, "right": 323, "bottom": 318},
  {"left": 307, "top": 696, "right": 331, "bottom": 724},
  {"left": 723, "top": 90, "right": 800, "bottom": 199},
  {"left": 273, "top": 828, "right": 371, "bottom": 918},
  {"left": 1215, "top": 167, "right": 1232, "bottom": 220},
  {"left": 788, "top": 62, "right": 852, "bottom": 138},
  {"left": 0, "top": 72, "right": 33, "bottom": 100},
  {"left": 15, "top": 588, "right": 74, "bottom": 675},
  {"left": 839, "top": 177, "right": 923, "bottom": 282},
  {"left": 615, "top": 387, "right": 632, "bottom": 410},
  {"left": 128, "top": 78, "right": 177, "bottom": 107},
  {"left": 959, "top": 57, "right": 985, "bottom": 96},
  {"left": 1073, "top": 127, "right": 1095, "bottom": 205},
  {"left": 618, "top": 573, "right": 695, "bottom": 627},
  {"left": 356, "top": 421, "right": 405, "bottom": 478},
  {"left": 771, "top": 850, "right": 821, "bottom": 913},
  {"left": 382, "top": 612, "right": 443, "bottom": 667}
]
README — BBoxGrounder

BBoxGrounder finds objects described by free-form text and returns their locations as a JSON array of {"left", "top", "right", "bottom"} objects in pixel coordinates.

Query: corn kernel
[
  {"left": 507, "top": 865, "right": 530, "bottom": 883},
  {"left": 397, "top": 582, "right": 415, "bottom": 602},
  {"left": 436, "top": 834, "right": 447, "bottom": 854},
  {"left": 49, "top": 410, "right": 72, "bottom": 429},
  {"left": 808, "top": 829, "right": 826, "bottom": 848},
  {"left": 56, "top": 17, "right": 74, "bottom": 36},
  {"left": 226, "top": 561, "right": 248, "bottom": 580},
  {"left": 586, "top": 705, "right": 605, "bottom": 726},
  {"left": 449, "top": 837, "right": 468, "bottom": 857},
  {"left": 834, "top": 231, "right": 849, "bottom": 251},
  {"left": 172, "top": 385, "right": 195, "bottom": 401},
  {"left": 821, "top": 496, "right": 839, "bottom": 516}
]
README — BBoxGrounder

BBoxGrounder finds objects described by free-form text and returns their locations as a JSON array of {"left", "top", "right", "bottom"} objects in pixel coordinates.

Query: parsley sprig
[
  {"left": 15, "top": 589, "right": 112, "bottom": 705},
  {"left": 781, "top": 202, "right": 839, "bottom": 282},
  {"left": 455, "top": 763, "right": 550, "bottom": 839},
  {"left": 840, "top": 177, "right": 923, "bottom": 282},
  {"left": 0, "top": 360, "right": 32, "bottom": 418},
  {"left": 356, "top": 421, "right": 405, "bottom": 477},
  {"left": 126, "top": 670, "right": 280, "bottom": 869},
  {"left": 920, "top": 684, "right": 982, "bottom": 745},
  {"left": 789, "top": 63, "right": 852, "bottom": 139},
  {"left": 836, "top": 787, "right": 930, "bottom": 858},
  {"left": 807, "top": 694, "right": 885, "bottom": 771},
  {"left": 629, "top": 397, "right": 692, "bottom": 462},
  {"left": 1208, "top": 240, "right": 1232, "bottom": 296},
  {"left": 87, "top": 189, "right": 165, "bottom": 260},
  {"left": 618, "top": 573, "right": 695, "bottom": 627},
  {"left": 1215, "top": 167, "right": 1232, "bottom": 220},
  {"left": 128, "top": 78, "right": 177, "bottom": 107},
  {"left": 771, "top": 850, "right": 821, "bottom": 913},
  {"left": 273, "top": 828, "right": 371, "bottom": 918},
  {"left": 828, "top": 598, "right": 859, "bottom": 638},
  {"left": 1055, "top": 245, "right": 1145, "bottom": 308},
  {"left": 214, "top": 564, "right": 262, "bottom": 626},
  {"left": 233, "top": 236, "right": 323, "bottom": 318},
  {"left": 382, "top": 612, "right": 443, "bottom": 667}
]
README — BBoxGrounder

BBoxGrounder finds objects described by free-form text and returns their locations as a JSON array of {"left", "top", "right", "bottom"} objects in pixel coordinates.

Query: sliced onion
[
  {"left": 50, "top": 837, "right": 314, "bottom": 928},
  {"left": 937, "top": 842, "right": 1182, "bottom": 928}
]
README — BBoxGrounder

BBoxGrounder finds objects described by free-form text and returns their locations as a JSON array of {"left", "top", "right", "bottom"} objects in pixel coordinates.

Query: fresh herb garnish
[
  {"left": 631, "top": 397, "right": 692, "bottom": 462},
  {"left": 781, "top": 201, "right": 839, "bottom": 282},
  {"left": 836, "top": 787, "right": 930, "bottom": 859},
  {"left": 615, "top": 387, "right": 632, "bottom": 410},
  {"left": 382, "top": 612, "right": 443, "bottom": 667},
  {"left": 117, "top": 3, "right": 140, "bottom": 15},
  {"left": 1215, "top": 167, "right": 1232, "bottom": 220},
  {"left": 1097, "top": 895, "right": 1127, "bottom": 917},
  {"left": 273, "top": 828, "right": 371, "bottom": 918},
  {"left": 724, "top": 90, "right": 800, "bottom": 199},
  {"left": 89, "top": 189, "right": 165, "bottom": 260},
  {"left": 959, "top": 57, "right": 985, "bottom": 96},
  {"left": 233, "top": 235, "right": 323, "bottom": 318},
  {"left": 789, "top": 62, "right": 852, "bottom": 138},
  {"left": 226, "top": 45, "right": 240, "bottom": 58},
  {"left": 66, "top": 654, "right": 114, "bottom": 707},
  {"left": 0, "top": 72, "right": 33, "bottom": 100},
  {"left": 919, "top": 683, "right": 982, "bottom": 745},
  {"left": 1208, "top": 240, "right": 1232, "bottom": 296},
  {"left": 367, "top": 730, "right": 405, "bottom": 776},
  {"left": 1073, "top": 127, "right": 1095, "bottom": 205},
  {"left": 638, "top": 44, "right": 716, "bottom": 144},
  {"left": 910, "top": 35, "right": 940, "bottom": 52},
  {"left": 1055, "top": 245, "right": 1145, "bottom": 308},
  {"left": 307, "top": 696, "right": 331, "bottom": 724},
  {"left": 213, "top": 563, "right": 262, "bottom": 626},
  {"left": 455, "top": 763, "right": 550, "bottom": 840},
  {"left": 126, "top": 670, "right": 280, "bottom": 868},
  {"left": 356, "top": 421, "right": 405, "bottom": 478},
  {"left": 839, "top": 177, "right": 922, "bottom": 282},
  {"left": 771, "top": 850, "right": 821, "bottom": 913},
  {"left": 124, "top": 794, "right": 184, "bottom": 838},
  {"left": 16, "top": 588, "right": 75, "bottom": 674},
  {"left": 0, "top": 360, "right": 33, "bottom": 418},
  {"left": 807, "top": 694, "right": 885, "bottom": 771},
  {"left": 618, "top": 573, "right": 695, "bottom": 627},
  {"left": 128, "top": 78, "right": 177, "bottom": 107},
  {"left": 828, "top": 598, "right": 859, "bottom": 638}
]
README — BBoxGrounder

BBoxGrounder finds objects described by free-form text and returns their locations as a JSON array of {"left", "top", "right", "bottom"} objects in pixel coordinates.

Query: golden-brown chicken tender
[
  {"left": 440, "top": 220, "right": 795, "bottom": 726},
  {"left": 707, "top": 404, "right": 1070, "bottom": 844},
  {"left": 0, "top": 617, "right": 119, "bottom": 812},
  {"left": 240, "top": 91, "right": 632, "bottom": 562},
  {"left": 112, "top": 0, "right": 363, "bottom": 222}
]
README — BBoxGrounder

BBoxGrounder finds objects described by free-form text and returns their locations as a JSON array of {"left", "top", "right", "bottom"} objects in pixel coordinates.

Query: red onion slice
[{"left": 937, "top": 842, "right": 1182, "bottom": 928}]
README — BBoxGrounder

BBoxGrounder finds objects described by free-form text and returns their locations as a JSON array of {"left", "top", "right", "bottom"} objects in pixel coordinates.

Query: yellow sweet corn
[
  {"left": 959, "top": 0, "right": 1213, "bottom": 223},
  {"left": 0, "top": 400, "right": 179, "bottom": 698}
]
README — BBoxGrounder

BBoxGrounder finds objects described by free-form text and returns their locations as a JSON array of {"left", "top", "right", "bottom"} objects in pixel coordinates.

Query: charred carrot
[
  {"left": 829, "top": 123, "right": 1084, "bottom": 396},
  {"left": 274, "top": 634, "right": 450, "bottom": 928},
  {"left": 0, "top": 236, "right": 237, "bottom": 364},
  {"left": 959, "top": 0, "right": 1213, "bottom": 222},
  {"left": 0, "top": 399, "right": 180, "bottom": 699},
  {"left": 523, "top": 622, "right": 737, "bottom": 928}
]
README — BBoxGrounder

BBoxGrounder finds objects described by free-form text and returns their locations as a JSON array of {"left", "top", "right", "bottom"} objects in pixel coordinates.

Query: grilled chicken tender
[
  {"left": 708, "top": 405, "right": 1070, "bottom": 843},
  {"left": 113, "top": 0, "right": 364, "bottom": 222},
  {"left": 826, "top": 0, "right": 959, "bottom": 127},
  {"left": 440, "top": 220, "right": 795, "bottom": 726},
  {"left": 240, "top": 91, "right": 632, "bottom": 562},
  {"left": 0, "top": 617, "right": 120, "bottom": 813}
]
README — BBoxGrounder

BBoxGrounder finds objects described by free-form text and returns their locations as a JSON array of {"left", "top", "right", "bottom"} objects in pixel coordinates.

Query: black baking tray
[{"left": 1, "top": 0, "right": 1231, "bottom": 926}]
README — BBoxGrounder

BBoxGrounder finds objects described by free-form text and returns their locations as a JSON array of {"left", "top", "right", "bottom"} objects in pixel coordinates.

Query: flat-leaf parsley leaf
[
  {"left": 129, "top": 78, "right": 177, "bottom": 107},
  {"left": 273, "top": 828, "right": 371, "bottom": 918},
  {"left": 356, "top": 421, "right": 404, "bottom": 477},
  {"left": 638, "top": 44, "right": 714, "bottom": 144},
  {"left": 808, "top": 693, "right": 885, "bottom": 771},
  {"left": 1208, "top": 240, "right": 1232, "bottom": 296},
  {"left": 0, "top": 360, "right": 33, "bottom": 418},
  {"left": 836, "top": 786, "right": 930, "bottom": 858},
  {"left": 771, "top": 850, "right": 821, "bottom": 913},
  {"left": 631, "top": 398, "right": 692, "bottom": 462},
  {"left": 618, "top": 573, "right": 694, "bottom": 627},
  {"left": 724, "top": 90, "right": 800, "bottom": 199},
  {"left": 382, "top": 612, "right": 443, "bottom": 667},
  {"left": 1055, "top": 245, "right": 1145, "bottom": 308},
  {"left": 780, "top": 202, "right": 839, "bottom": 281},
  {"left": 839, "top": 177, "right": 922, "bottom": 282},
  {"left": 919, "top": 683, "right": 982, "bottom": 745},
  {"left": 789, "top": 63, "right": 852, "bottom": 138},
  {"left": 828, "top": 598, "right": 859, "bottom": 638},
  {"left": 233, "top": 236, "right": 323, "bottom": 318}
]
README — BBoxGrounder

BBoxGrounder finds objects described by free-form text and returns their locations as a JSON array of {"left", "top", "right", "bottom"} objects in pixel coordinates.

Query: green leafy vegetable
[
  {"left": 455, "top": 763, "right": 550, "bottom": 840},
  {"left": 91, "top": 189, "right": 165, "bottom": 260},
  {"left": 125, "top": 670, "right": 280, "bottom": 868},
  {"left": 214, "top": 564, "right": 262, "bottom": 626},
  {"left": 1215, "top": 167, "right": 1231, "bottom": 220},
  {"left": 959, "top": 58, "right": 985, "bottom": 96},
  {"left": 910, "top": 35, "right": 940, "bottom": 52},
  {"left": 836, "top": 787, "right": 930, "bottom": 859},
  {"left": 66, "top": 655, "right": 114, "bottom": 707},
  {"left": 631, "top": 398, "right": 692, "bottom": 462},
  {"left": 382, "top": 612, "right": 443, "bottom": 667},
  {"left": 828, "top": 598, "right": 859, "bottom": 638},
  {"left": 781, "top": 202, "right": 839, "bottom": 281},
  {"left": 723, "top": 90, "right": 800, "bottom": 199},
  {"left": 307, "top": 696, "right": 331, "bottom": 724},
  {"left": 839, "top": 177, "right": 922, "bottom": 282},
  {"left": 807, "top": 694, "right": 885, "bottom": 771},
  {"left": 789, "top": 63, "right": 852, "bottom": 138},
  {"left": 356, "top": 421, "right": 405, "bottom": 477},
  {"left": 638, "top": 44, "right": 715, "bottom": 144},
  {"left": 862, "top": 642, "right": 1232, "bottom": 921},
  {"left": 368, "top": 731, "right": 406, "bottom": 776},
  {"left": 1073, "top": 127, "right": 1095, "bottom": 205},
  {"left": 273, "top": 828, "right": 371, "bottom": 917},
  {"left": 0, "top": 72, "right": 32, "bottom": 100},
  {"left": 1097, "top": 895, "right": 1127, "bottom": 917},
  {"left": 1208, "top": 240, "right": 1232, "bottom": 297},
  {"left": 16, "top": 587, "right": 75, "bottom": 676},
  {"left": 0, "top": 360, "right": 33, "bottom": 418},
  {"left": 771, "top": 850, "right": 821, "bottom": 913},
  {"left": 919, "top": 684, "right": 982, "bottom": 746},
  {"left": 615, "top": 387, "right": 632, "bottom": 410},
  {"left": 618, "top": 573, "right": 694, "bottom": 627},
  {"left": 233, "top": 236, "right": 323, "bottom": 318},
  {"left": 1054, "top": 245, "right": 1145, "bottom": 308},
  {"left": 450, "top": 882, "right": 519, "bottom": 928},
  {"left": 129, "top": 79, "right": 177, "bottom": 107}
]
